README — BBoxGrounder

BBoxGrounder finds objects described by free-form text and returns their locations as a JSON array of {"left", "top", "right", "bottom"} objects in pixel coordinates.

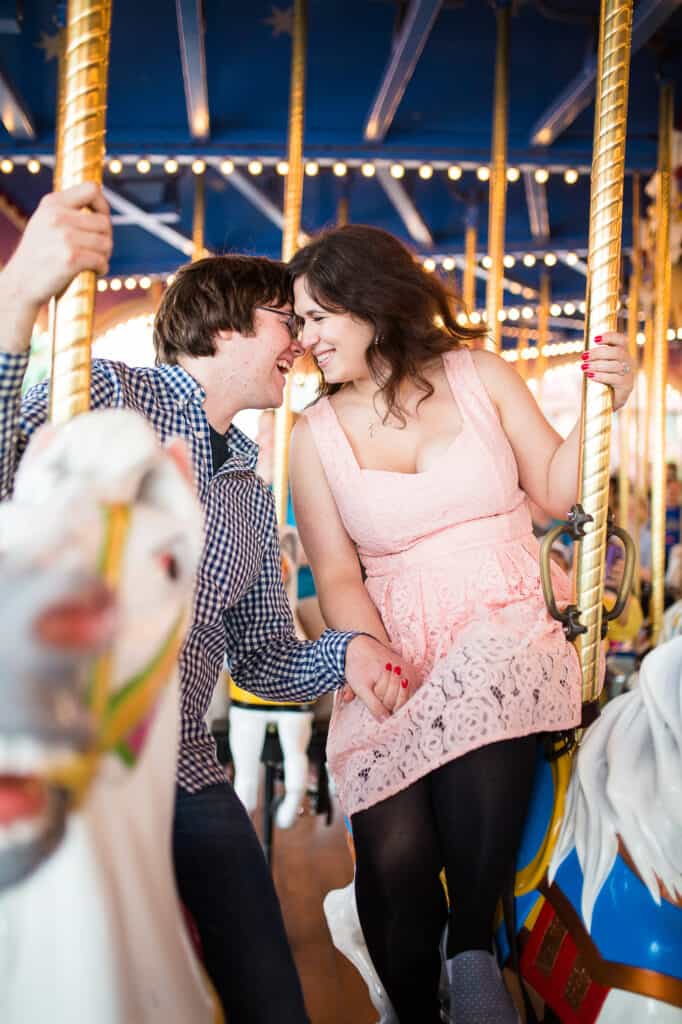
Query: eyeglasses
[{"left": 256, "top": 305, "right": 303, "bottom": 340}]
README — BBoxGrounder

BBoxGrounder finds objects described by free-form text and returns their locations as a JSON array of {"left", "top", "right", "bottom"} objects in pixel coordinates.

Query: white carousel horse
[
  {"left": 228, "top": 524, "right": 314, "bottom": 829},
  {"left": 325, "top": 637, "right": 682, "bottom": 1023},
  {"left": 0, "top": 409, "right": 219, "bottom": 1023}
]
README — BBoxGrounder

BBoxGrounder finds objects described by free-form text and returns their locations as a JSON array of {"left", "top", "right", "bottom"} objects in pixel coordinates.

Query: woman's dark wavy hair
[{"left": 288, "top": 224, "right": 483, "bottom": 421}]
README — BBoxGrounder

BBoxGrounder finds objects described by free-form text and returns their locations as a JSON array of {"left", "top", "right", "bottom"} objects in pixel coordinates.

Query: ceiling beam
[
  {"left": 364, "top": 0, "right": 443, "bottom": 142},
  {"left": 175, "top": 0, "right": 210, "bottom": 141},
  {"left": 220, "top": 166, "right": 309, "bottom": 246},
  {"left": 102, "top": 186, "right": 195, "bottom": 257},
  {"left": 111, "top": 211, "right": 180, "bottom": 226},
  {"left": 530, "top": 0, "right": 682, "bottom": 147},
  {"left": 523, "top": 170, "right": 550, "bottom": 244},
  {"left": 0, "top": 68, "right": 35, "bottom": 139},
  {"left": 376, "top": 165, "right": 434, "bottom": 247}
]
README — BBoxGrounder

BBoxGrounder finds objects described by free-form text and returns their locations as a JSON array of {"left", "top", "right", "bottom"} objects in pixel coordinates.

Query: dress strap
[
  {"left": 302, "top": 397, "right": 359, "bottom": 488},
  {"left": 442, "top": 347, "right": 501, "bottom": 427}
]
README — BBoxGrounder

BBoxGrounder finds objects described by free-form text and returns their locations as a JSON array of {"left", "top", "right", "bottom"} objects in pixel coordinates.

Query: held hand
[
  {"left": 580, "top": 332, "right": 634, "bottom": 412},
  {"left": 343, "top": 636, "right": 420, "bottom": 721},
  {"left": 2, "top": 183, "right": 112, "bottom": 325}
]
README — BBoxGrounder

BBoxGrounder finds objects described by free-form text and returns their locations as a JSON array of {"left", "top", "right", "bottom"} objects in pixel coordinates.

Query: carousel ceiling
[{"left": 0, "top": 0, "right": 679, "bottom": 320}]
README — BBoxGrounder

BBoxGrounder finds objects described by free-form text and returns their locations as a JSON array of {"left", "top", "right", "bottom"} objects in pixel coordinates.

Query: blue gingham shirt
[{"left": 0, "top": 352, "right": 354, "bottom": 792}]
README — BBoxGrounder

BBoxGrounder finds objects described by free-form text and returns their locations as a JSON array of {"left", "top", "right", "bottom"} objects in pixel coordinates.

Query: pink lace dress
[{"left": 304, "top": 348, "right": 581, "bottom": 817}]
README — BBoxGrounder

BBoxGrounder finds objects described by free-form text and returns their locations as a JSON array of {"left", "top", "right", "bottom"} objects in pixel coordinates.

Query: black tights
[{"left": 351, "top": 736, "right": 537, "bottom": 1024}]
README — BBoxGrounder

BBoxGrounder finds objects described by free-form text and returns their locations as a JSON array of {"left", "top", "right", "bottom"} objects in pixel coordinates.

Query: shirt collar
[
  {"left": 225, "top": 424, "right": 258, "bottom": 470},
  {"left": 156, "top": 362, "right": 206, "bottom": 404}
]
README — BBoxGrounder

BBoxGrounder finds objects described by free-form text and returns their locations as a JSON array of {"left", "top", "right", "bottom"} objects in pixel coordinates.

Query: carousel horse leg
[
  {"left": 229, "top": 706, "right": 269, "bottom": 813},
  {"left": 274, "top": 710, "right": 314, "bottom": 829}
]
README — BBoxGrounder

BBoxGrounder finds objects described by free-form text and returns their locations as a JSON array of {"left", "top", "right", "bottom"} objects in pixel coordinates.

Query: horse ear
[{"left": 163, "top": 437, "right": 193, "bottom": 485}]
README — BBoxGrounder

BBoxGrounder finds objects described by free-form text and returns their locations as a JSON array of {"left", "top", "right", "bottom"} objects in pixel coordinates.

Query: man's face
[{"left": 212, "top": 303, "right": 303, "bottom": 412}]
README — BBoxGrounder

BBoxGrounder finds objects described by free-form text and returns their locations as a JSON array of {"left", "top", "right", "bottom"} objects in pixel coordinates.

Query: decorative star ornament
[
  {"left": 35, "top": 30, "right": 62, "bottom": 62},
  {"left": 262, "top": 5, "right": 293, "bottom": 38}
]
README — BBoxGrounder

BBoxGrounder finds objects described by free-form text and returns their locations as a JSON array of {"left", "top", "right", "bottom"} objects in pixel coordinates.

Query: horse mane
[{"left": 549, "top": 635, "right": 682, "bottom": 931}]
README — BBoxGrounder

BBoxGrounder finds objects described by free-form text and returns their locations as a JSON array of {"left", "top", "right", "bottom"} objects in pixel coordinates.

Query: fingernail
[
  {"left": 401, "top": 679, "right": 408, "bottom": 689},
  {"left": 587, "top": 371, "right": 595, "bottom": 378},
  {"left": 385, "top": 662, "right": 392, "bottom": 671},
  {"left": 394, "top": 665, "right": 402, "bottom": 675},
  {"left": 594, "top": 335, "right": 603, "bottom": 343}
]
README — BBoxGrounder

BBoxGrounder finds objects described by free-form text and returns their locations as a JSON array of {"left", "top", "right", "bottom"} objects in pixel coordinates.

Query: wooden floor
[{"left": 256, "top": 797, "right": 377, "bottom": 1024}]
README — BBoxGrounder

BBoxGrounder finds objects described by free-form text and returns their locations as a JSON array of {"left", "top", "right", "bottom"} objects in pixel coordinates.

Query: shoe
[{"left": 445, "top": 949, "right": 521, "bottom": 1024}]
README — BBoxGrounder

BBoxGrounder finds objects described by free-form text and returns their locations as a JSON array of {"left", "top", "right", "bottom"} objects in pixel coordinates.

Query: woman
[{"left": 288, "top": 226, "right": 633, "bottom": 1024}]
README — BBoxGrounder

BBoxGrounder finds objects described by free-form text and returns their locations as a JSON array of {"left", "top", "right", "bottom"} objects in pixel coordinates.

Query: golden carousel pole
[
  {"left": 192, "top": 168, "right": 206, "bottom": 261},
  {"left": 618, "top": 174, "right": 640, "bottom": 529},
  {"left": 463, "top": 206, "right": 477, "bottom": 315},
  {"left": 336, "top": 194, "right": 349, "bottom": 228},
  {"left": 47, "top": 28, "right": 66, "bottom": 404},
  {"left": 650, "top": 80, "right": 674, "bottom": 644},
  {"left": 535, "top": 271, "right": 550, "bottom": 399},
  {"left": 49, "top": 0, "right": 113, "bottom": 424},
  {"left": 273, "top": 0, "right": 306, "bottom": 525},
  {"left": 484, "top": 1, "right": 511, "bottom": 352},
  {"left": 574, "top": 0, "right": 634, "bottom": 706}
]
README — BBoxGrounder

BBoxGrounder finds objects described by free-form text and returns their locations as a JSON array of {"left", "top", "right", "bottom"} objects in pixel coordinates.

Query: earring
[{"left": 373, "top": 332, "right": 382, "bottom": 346}]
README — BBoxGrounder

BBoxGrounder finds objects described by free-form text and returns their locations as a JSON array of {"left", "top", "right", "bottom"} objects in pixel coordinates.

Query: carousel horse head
[
  {"left": 549, "top": 635, "right": 682, "bottom": 929},
  {"left": 0, "top": 408, "right": 202, "bottom": 889}
]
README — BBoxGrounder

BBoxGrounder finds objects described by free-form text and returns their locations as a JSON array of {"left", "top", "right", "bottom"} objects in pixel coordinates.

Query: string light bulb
[
  {"left": 563, "top": 302, "right": 576, "bottom": 316},
  {"left": 442, "top": 257, "right": 455, "bottom": 271},
  {"left": 164, "top": 158, "right": 179, "bottom": 174},
  {"left": 110, "top": 278, "right": 122, "bottom": 291},
  {"left": 139, "top": 276, "right": 152, "bottom": 290},
  {"left": 124, "top": 277, "right": 137, "bottom": 290},
  {"left": 508, "top": 308, "right": 520, "bottom": 321},
  {"left": 333, "top": 162, "right": 348, "bottom": 177},
  {"left": 304, "top": 161, "right": 319, "bottom": 176},
  {"left": 423, "top": 258, "right": 436, "bottom": 272},
  {"left": 565, "top": 251, "right": 578, "bottom": 266},
  {"left": 544, "top": 252, "right": 557, "bottom": 267},
  {"left": 248, "top": 160, "right": 264, "bottom": 175},
  {"left": 27, "top": 159, "right": 41, "bottom": 174},
  {"left": 476, "top": 166, "right": 491, "bottom": 181},
  {"left": 191, "top": 159, "right": 206, "bottom": 175},
  {"left": 97, "top": 279, "right": 108, "bottom": 293},
  {"left": 481, "top": 255, "right": 493, "bottom": 269},
  {"left": 469, "top": 311, "right": 481, "bottom": 325},
  {"left": 108, "top": 158, "right": 122, "bottom": 174},
  {"left": 503, "top": 254, "right": 516, "bottom": 268},
  {"left": 136, "top": 158, "right": 151, "bottom": 174},
  {"left": 506, "top": 167, "right": 520, "bottom": 182},
  {"left": 448, "top": 165, "right": 462, "bottom": 180},
  {"left": 390, "top": 164, "right": 405, "bottom": 179},
  {"left": 564, "top": 168, "right": 579, "bottom": 184},
  {"left": 550, "top": 303, "right": 562, "bottom": 316},
  {"left": 361, "top": 163, "right": 375, "bottom": 177},
  {"left": 276, "top": 160, "right": 289, "bottom": 175},
  {"left": 534, "top": 168, "right": 549, "bottom": 184},
  {"left": 418, "top": 164, "right": 433, "bottom": 179},
  {"left": 220, "top": 159, "right": 235, "bottom": 175},
  {"left": 522, "top": 254, "right": 536, "bottom": 267},
  {"left": 522, "top": 306, "right": 533, "bottom": 320}
]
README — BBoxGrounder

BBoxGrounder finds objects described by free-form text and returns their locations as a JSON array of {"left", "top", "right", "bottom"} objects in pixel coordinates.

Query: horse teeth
[{"left": 4, "top": 818, "right": 41, "bottom": 847}]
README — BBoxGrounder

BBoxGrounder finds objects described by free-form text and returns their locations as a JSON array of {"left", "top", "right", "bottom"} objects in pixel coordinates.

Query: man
[{"left": 0, "top": 184, "right": 415, "bottom": 1022}]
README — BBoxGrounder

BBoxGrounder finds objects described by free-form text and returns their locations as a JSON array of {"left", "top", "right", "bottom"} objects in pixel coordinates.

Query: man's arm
[
  {"left": 0, "top": 184, "right": 112, "bottom": 498},
  {"left": 224, "top": 499, "right": 410, "bottom": 721}
]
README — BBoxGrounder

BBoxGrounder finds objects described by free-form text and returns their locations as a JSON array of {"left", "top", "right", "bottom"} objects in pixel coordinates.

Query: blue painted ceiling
[{"left": 0, "top": 0, "right": 679, "bottom": 317}]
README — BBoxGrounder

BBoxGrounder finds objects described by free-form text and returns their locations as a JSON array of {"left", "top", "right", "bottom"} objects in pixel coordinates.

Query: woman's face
[{"left": 293, "top": 275, "right": 375, "bottom": 384}]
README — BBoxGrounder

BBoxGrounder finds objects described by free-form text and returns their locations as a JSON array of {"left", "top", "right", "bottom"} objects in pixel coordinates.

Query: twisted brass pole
[
  {"left": 49, "top": 0, "right": 112, "bottom": 424},
  {"left": 650, "top": 81, "right": 673, "bottom": 644},
  {"left": 618, "top": 173, "right": 640, "bottom": 529},
  {"left": 47, "top": 28, "right": 67, "bottom": 405},
  {"left": 485, "top": 3, "right": 511, "bottom": 352},
  {"left": 273, "top": 0, "right": 306, "bottom": 525},
  {"left": 536, "top": 271, "right": 550, "bottom": 400},
  {"left": 192, "top": 171, "right": 206, "bottom": 261},
  {"left": 336, "top": 194, "right": 349, "bottom": 228},
  {"left": 463, "top": 214, "right": 477, "bottom": 315},
  {"left": 575, "top": 0, "right": 633, "bottom": 703}
]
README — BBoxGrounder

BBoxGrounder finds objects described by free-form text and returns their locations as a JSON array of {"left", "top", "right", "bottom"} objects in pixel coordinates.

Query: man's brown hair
[{"left": 153, "top": 254, "right": 291, "bottom": 365}]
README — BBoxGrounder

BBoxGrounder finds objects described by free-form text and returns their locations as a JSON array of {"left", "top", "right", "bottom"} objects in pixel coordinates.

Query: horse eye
[{"left": 158, "top": 552, "right": 179, "bottom": 580}]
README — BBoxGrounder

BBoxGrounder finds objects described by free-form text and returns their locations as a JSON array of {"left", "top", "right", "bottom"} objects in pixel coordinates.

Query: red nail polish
[
  {"left": 385, "top": 662, "right": 392, "bottom": 671},
  {"left": 594, "top": 335, "right": 603, "bottom": 343},
  {"left": 587, "top": 371, "right": 595, "bottom": 378},
  {"left": 394, "top": 665, "right": 402, "bottom": 675},
  {"left": 401, "top": 679, "right": 408, "bottom": 689}
]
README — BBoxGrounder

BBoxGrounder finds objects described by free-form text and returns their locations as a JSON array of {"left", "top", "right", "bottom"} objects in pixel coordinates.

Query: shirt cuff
[
  {"left": 0, "top": 351, "right": 29, "bottom": 396},
  {"left": 317, "top": 628, "right": 361, "bottom": 686}
]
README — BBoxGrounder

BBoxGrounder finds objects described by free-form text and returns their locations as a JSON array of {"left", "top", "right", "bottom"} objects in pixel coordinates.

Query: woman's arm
[
  {"left": 472, "top": 333, "right": 633, "bottom": 519},
  {"left": 290, "top": 417, "right": 390, "bottom": 644}
]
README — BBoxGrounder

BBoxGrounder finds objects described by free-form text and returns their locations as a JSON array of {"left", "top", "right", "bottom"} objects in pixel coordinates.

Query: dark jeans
[{"left": 173, "top": 782, "right": 310, "bottom": 1024}]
